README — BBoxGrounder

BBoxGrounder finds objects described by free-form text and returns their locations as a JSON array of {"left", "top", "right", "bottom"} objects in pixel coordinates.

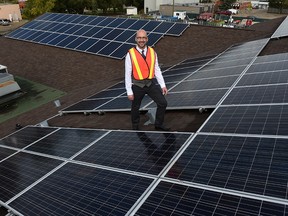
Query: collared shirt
[{"left": 125, "top": 46, "right": 166, "bottom": 96}]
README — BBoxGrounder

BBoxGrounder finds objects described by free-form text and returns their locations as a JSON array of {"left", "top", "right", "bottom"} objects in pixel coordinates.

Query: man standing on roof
[{"left": 125, "top": 29, "right": 169, "bottom": 131}]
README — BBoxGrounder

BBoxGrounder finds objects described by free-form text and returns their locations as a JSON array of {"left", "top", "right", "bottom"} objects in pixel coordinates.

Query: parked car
[
  {"left": 0, "top": 19, "right": 10, "bottom": 26},
  {"left": 216, "top": 11, "right": 232, "bottom": 16}
]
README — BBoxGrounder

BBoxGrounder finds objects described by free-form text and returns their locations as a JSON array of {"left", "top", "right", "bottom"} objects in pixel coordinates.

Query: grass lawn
[{"left": 0, "top": 76, "right": 66, "bottom": 124}]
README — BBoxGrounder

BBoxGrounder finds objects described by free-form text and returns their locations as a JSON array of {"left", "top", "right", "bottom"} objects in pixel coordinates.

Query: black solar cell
[
  {"left": 0, "top": 147, "right": 16, "bottom": 161},
  {"left": 148, "top": 89, "right": 228, "bottom": 109},
  {"left": 166, "top": 134, "right": 288, "bottom": 199},
  {"left": 8, "top": 163, "right": 154, "bottom": 216},
  {"left": 171, "top": 76, "right": 238, "bottom": 92},
  {"left": 26, "top": 128, "right": 107, "bottom": 158},
  {"left": 166, "top": 22, "right": 189, "bottom": 36},
  {"left": 237, "top": 70, "right": 288, "bottom": 86},
  {"left": 98, "top": 41, "right": 122, "bottom": 56},
  {"left": 136, "top": 181, "right": 288, "bottom": 215},
  {"left": 201, "top": 105, "right": 288, "bottom": 135},
  {"left": 223, "top": 84, "right": 288, "bottom": 105},
  {"left": 62, "top": 98, "right": 110, "bottom": 112},
  {"left": 0, "top": 152, "right": 62, "bottom": 202},
  {"left": 0, "top": 126, "right": 57, "bottom": 149},
  {"left": 75, "top": 131, "right": 190, "bottom": 175},
  {"left": 86, "top": 39, "right": 109, "bottom": 53},
  {"left": 271, "top": 16, "right": 288, "bottom": 38}
]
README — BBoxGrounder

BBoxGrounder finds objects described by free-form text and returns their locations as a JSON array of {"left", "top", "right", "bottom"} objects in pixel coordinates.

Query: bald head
[
  {"left": 136, "top": 29, "right": 147, "bottom": 37},
  {"left": 135, "top": 29, "right": 148, "bottom": 49}
]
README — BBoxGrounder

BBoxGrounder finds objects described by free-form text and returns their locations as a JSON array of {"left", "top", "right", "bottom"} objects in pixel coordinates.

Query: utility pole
[{"left": 172, "top": 0, "right": 175, "bottom": 16}]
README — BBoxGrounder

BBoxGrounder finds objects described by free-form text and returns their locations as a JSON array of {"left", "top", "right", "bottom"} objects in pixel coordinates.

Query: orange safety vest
[{"left": 128, "top": 47, "right": 156, "bottom": 80}]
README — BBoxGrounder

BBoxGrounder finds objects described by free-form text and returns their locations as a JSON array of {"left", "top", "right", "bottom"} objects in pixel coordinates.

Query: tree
[
  {"left": 97, "top": 0, "right": 111, "bottom": 14},
  {"left": 269, "top": 0, "right": 288, "bottom": 13},
  {"left": 218, "top": 0, "right": 235, "bottom": 11},
  {"left": 111, "top": 0, "right": 125, "bottom": 14},
  {"left": 38, "top": 0, "right": 144, "bottom": 16},
  {"left": 53, "top": 0, "right": 92, "bottom": 14},
  {"left": 125, "top": 0, "right": 144, "bottom": 12},
  {"left": 23, "top": 0, "right": 56, "bottom": 19},
  {"left": 0, "top": 0, "right": 18, "bottom": 3}
]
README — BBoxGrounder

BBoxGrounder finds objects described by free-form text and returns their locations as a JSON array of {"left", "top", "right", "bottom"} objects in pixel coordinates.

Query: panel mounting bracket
[{"left": 144, "top": 108, "right": 157, "bottom": 125}]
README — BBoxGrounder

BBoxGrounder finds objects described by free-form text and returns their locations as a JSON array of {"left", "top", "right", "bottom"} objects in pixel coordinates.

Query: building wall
[
  {"left": 126, "top": 7, "right": 138, "bottom": 15},
  {"left": 160, "top": 4, "right": 213, "bottom": 16},
  {"left": 144, "top": 0, "right": 199, "bottom": 13},
  {"left": 0, "top": 4, "right": 22, "bottom": 21}
]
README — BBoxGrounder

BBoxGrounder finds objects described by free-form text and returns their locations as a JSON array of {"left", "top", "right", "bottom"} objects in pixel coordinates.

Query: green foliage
[
  {"left": 218, "top": 0, "right": 235, "bottom": 10},
  {"left": 52, "top": 0, "right": 143, "bottom": 15},
  {"left": 21, "top": 0, "right": 144, "bottom": 18},
  {"left": 0, "top": 0, "right": 18, "bottom": 3},
  {"left": 52, "top": 0, "right": 91, "bottom": 14},
  {"left": 269, "top": 0, "right": 288, "bottom": 12},
  {"left": 23, "top": 0, "right": 56, "bottom": 19}
]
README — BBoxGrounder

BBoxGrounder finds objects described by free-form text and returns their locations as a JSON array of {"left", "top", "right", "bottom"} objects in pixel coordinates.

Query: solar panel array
[
  {"left": 201, "top": 52, "right": 288, "bottom": 136},
  {"left": 0, "top": 126, "right": 197, "bottom": 215},
  {"left": 168, "top": 51, "right": 288, "bottom": 213},
  {"left": 6, "top": 13, "right": 189, "bottom": 60},
  {"left": 60, "top": 38, "right": 269, "bottom": 114},
  {"left": 2, "top": 14, "right": 288, "bottom": 216},
  {"left": 1, "top": 125, "right": 287, "bottom": 215},
  {"left": 271, "top": 15, "right": 288, "bottom": 39}
]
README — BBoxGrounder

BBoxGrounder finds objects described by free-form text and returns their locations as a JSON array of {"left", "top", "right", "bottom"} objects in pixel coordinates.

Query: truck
[
  {"left": 173, "top": 11, "right": 187, "bottom": 20},
  {"left": 0, "top": 64, "right": 24, "bottom": 105}
]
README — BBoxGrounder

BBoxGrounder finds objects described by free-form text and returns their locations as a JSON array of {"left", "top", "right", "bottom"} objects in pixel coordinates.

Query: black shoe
[{"left": 155, "top": 125, "right": 170, "bottom": 131}]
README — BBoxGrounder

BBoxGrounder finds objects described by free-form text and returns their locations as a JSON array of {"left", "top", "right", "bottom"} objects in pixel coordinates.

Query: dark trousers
[{"left": 131, "top": 83, "right": 167, "bottom": 127}]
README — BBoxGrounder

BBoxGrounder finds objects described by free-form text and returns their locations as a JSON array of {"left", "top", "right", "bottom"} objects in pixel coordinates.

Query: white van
[{"left": 228, "top": 9, "right": 238, "bottom": 14}]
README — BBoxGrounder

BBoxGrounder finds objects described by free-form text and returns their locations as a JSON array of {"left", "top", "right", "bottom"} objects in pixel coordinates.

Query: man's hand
[
  {"left": 162, "top": 87, "right": 168, "bottom": 95},
  {"left": 128, "top": 95, "right": 134, "bottom": 101}
]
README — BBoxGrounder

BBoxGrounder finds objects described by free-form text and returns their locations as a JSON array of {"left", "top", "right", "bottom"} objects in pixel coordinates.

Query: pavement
[{"left": 234, "top": 8, "right": 287, "bottom": 19}]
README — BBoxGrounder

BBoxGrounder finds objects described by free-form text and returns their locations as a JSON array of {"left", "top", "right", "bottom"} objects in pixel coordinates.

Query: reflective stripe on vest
[{"left": 129, "top": 47, "right": 156, "bottom": 80}]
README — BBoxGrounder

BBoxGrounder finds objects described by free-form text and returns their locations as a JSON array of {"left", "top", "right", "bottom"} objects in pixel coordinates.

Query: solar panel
[
  {"left": 1, "top": 125, "right": 287, "bottom": 215},
  {"left": 254, "top": 52, "right": 288, "bottom": 63},
  {"left": 166, "top": 22, "right": 190, "bottom": 36},
  {"left": 8, "top": 163, "right": 154, "bottom": 216},
  {"left": 135, "top": 181, "right": 288, "bottom": 215},
  {"left": 0, "top": 126, "right": 57, "bottom": 149},
  {"left": 61, "top": 98, "right": 111, "bottom": 112},
  {"left": 0, "top": 126, "right": 196, "bottom": 215},
  {"left": 271, "top": 16, "right": 288, "bottom": 39},
  {"left": 75, "top": 131, "right": 191, "bottom": 175},
  {"left": 170, "top": 76, "right": 239, "bottom": 92},
  {"left": 200, "top": 52, "right": 288, "bottom": 136},
  {"left": 146, "top": 89, "right": 229, "bottom": 109},
  {"left": 201, "top": 104, "right": 288, "bottom": 135},
  {"left": 26, "top": 128, "right": 107, "bottom": 158},
  {"left": 237, "top": 70, "right": 288, "bottom": 86},
  {"left": 156, "top": 39, "right": 269, "bottom": 110},
  {"left": 222, "top": 84, "right": 288, "bottom": 105},
  {"left": 0, "top": 152, "right": 62, "bottom": 202},
  {"left": 165, "top": 134, "right": 288, "bottom": 200},
  {"left": 0, "top": 147, "right": 16, "bottom": 161},
  {"left": 87, "top": 88, "right": 126, "bottom": 99},
  {"left": 188, "top": 65, "right": 248, "bottom": 79},
  {"left": 6, "top": 13, "right": 189, "bottom": 60},
  {"left": 246, "top": 60, "right": 288, "bottom": 74}
]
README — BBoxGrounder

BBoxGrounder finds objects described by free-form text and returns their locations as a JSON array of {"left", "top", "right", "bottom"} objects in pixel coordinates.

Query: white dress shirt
[{"left": 125, "top": 46, "right": 166, "bottom": 96}]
